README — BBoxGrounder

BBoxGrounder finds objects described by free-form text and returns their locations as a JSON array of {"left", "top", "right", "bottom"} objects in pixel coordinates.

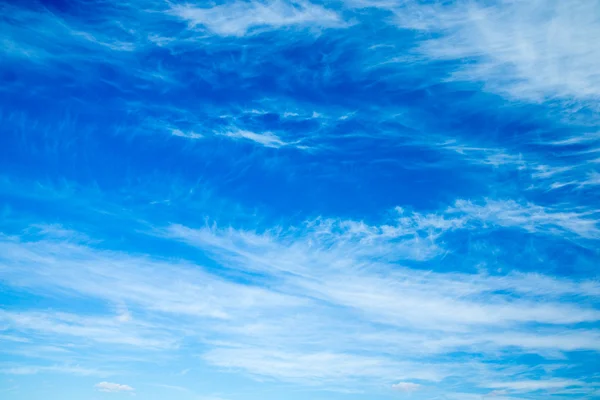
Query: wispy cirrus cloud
[
  {"left": 95, "top": 381, "right": 134, "bottom": 393},
  {"left": 0, "top": 309, "right": 176, "bottom": 350},
  {"left": 171, "top": 129, "right": 203, "bottom": 140},
  {"left": 387, "top": 0, "right": 600, "bottom": 105},
  {"left": 221, "top": 130, "right": 291, "bottom": 149},
  {"left": 163, "top": 217, "right": 600, "bottom": 334},
  {"left": 1, "top": 365, "right": 105, "bottom": 377},
  {"left": 202, "top": 347, "right": 437, "bottom": 385},
  {"left": 0, "top": 209, "right": 598, "bottom": 399},
  {"left": 0, "top": 211, "right": 597, "bottom": 393},
  {"left": 448, "top": 199, "right": 600, "bottom": 239},
  {"left": 392, "top": 381, "right": 421, "bottom": 392},
  {"left": 483, "top": 379, "right": 585, "bottom": 393},
  {"left": 439, "top": 134, "right": 600, "bottom": 191},
  {"left": 169, "top": 0, "right": 344, "bottom": 37},
  {"left": 1, "top": 0, "right": 599, "bottom": 399}
]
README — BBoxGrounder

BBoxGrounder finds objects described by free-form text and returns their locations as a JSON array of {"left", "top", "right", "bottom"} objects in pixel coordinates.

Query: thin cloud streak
[{"left": 169, "top": 0, "right": 344, "bottom": 37}]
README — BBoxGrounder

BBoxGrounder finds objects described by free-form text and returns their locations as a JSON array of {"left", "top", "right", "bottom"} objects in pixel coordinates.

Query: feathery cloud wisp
[{"left": 95, "top": 381, "right": 134, "bottom": 393}]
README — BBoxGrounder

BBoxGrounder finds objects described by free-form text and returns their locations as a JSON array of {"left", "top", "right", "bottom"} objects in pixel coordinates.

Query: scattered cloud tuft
[
  {"left": 95, "top": 381, "right": 134, "bottom": 393},
  {"left": 392, "top": 381, "right": 422, "bottom": 392}
]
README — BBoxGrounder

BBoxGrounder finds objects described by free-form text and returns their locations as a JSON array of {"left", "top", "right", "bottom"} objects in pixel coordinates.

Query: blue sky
[{"left": 1, "top": 0, "right": 599, "bottom": 399}]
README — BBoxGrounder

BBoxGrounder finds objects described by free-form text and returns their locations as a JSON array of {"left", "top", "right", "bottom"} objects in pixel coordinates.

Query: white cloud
[
  {"left": 152, "top": 383, "right": 191, "bottom": 393},
  {"left": 440, "top": 140, "right": 600, "bottom": 191},
  {"left": 202, "top": 347, "right": 444, "bottom": 384},
  {"left": 95, "top": 381, "right": 134, "bottom": 393},
  {"left": 1, "top": 0, "right": 598, "bottom": 396},
  {"left": 162, "top": 213, "right": 600, "bottom": 332},
  {"left": 449, "top": 199, "right": 600, "bottom": 239},
  {"left": 169, "top": 0, "right": 343, "bottom": 37},
  {"left": 1, "top": 365, "right": 104, "bottom": 376},
  {"left": 446, "top": 392, "right": 524, "bottom": 400},
  {"left": 0, "top": 3, "right": 140, "bottom": 63},
  {"left": 115, "top": 304, "right": 132, "bottom": 323},
  {"left": 0, "top": 309, "right": 175, "bottom": 349},
  {"left": 484, "top": 379, "right": 582, "bottom": 392},
  {"left": 391, "top": 0, "right": 600, "bottom": 104},
  {"left": 0, "top": 235, "right": 303, "bottom": 321},
  {"left": 222, "top": 129, "right": 289, "bottom": 148},
  {"left": 172, "top": 129, "right": 203, "bottom": 140},
  {"left": 1, "top": 201, "right": 598, "bottom": 392},
  {"left": 0, "top": 334, "right": 29, "bottom": 343},
  {"left": 392, "top": 381, "right": 421, "bottom": 392},
  {"left": 580, "top": 170, "right": 600, "bottom": 187}
]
